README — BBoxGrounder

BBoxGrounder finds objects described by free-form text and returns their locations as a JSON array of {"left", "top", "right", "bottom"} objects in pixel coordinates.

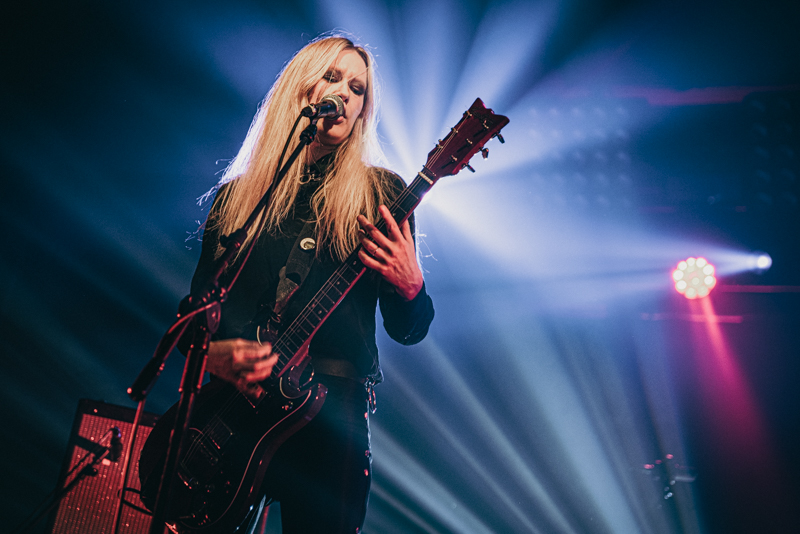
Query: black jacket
[{"left": 189, "top": 159, "right": 434, "bottom": 382}]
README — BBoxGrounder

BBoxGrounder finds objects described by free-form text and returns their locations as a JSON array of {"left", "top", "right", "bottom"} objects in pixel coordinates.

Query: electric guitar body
[{"left": 139, "top": 360, "right": 325, "bottom": 532}]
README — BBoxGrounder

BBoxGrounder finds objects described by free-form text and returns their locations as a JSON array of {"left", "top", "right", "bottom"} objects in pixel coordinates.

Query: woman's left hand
[{"left": 357, "top": 205, "right": 423, "bottom": 301}]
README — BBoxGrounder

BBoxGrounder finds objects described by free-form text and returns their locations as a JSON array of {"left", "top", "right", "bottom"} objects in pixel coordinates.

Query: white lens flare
[{"left": 753, "top": 252, "right": 773, "bottom": 272}]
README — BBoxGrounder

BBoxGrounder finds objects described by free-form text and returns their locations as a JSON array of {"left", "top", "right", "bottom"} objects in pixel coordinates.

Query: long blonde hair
[{"left": 208, "top": 35, "right": 393, "bottom": 262}]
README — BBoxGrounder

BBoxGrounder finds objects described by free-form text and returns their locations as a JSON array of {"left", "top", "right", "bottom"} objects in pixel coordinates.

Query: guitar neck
[
  {"left": 269, "top": 168, "right": 439, "bottom": 377},
  {"left": 266, "top": 97, "right": 510, "bottom": 379},
  {"left": 374, "top": 167, "right": 438, "bottom": 232}
]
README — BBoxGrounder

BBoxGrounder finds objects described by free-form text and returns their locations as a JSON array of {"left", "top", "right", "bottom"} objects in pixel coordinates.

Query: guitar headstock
[{"left": 424, "top": 98, "right": 510, "bottom": 179}]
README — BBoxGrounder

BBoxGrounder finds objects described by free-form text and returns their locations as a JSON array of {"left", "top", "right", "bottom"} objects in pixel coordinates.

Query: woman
[{"left": 191, "top": 34, "right": 434, "bottom": 532}]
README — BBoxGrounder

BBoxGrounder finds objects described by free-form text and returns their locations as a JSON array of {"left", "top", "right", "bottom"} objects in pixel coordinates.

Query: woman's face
[{"left": 308, "top": 48, "right": 368, "bottom": 150}]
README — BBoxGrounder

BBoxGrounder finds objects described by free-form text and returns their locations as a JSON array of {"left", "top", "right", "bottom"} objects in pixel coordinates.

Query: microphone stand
[
  {"left": 111, "top": 400, "right": 146, "bottom": 534},
  {"left": 128, "top": 120, "right": 319, "bottom": 534}
]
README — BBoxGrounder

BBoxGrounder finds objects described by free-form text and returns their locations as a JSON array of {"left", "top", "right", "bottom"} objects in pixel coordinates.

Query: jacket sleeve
[
  {"left": 379, "top": 277, "right": 435, "bottom": 345},
  {"left": 176, "top": 186, "right": 226, "bottom": 355},
  {"left": 375, "top": 169, "right": 435, "bottom": 344}
]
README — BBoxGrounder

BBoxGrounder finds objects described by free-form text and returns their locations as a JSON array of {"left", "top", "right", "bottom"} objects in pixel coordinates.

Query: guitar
[{"left": 138, "top": 98, "right": 509, "bottom": 532}]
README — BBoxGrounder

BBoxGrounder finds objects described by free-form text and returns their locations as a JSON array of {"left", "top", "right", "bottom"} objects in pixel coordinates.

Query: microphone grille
[{"left": 322, "top": 94, "right": 345, "bottom": 116}]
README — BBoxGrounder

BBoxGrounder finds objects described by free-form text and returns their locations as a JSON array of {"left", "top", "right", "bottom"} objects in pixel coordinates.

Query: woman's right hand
[{"left": 205, "top": 338, "right": 277, "bottom": 392}]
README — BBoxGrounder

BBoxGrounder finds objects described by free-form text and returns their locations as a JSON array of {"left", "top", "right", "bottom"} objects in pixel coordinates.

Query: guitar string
[
  {"left": 240, "top": 125, "right": 462, "bottom": 374},
  {"left": 177, "top": 115, "right": 473, "bottom": 473},
  {"left": 180, "top": 169, "right": 432, "bottom": 465},
  {"left": 178, "top": 258, "right": 363, "bottom": 470},
  {"left": 177, "top": 251, "right": 361, "bottom": 469},
  {"left": 181, "top": 178, "right": 436, "bottom": 471},
  {"left": 264, "top": 108, "right": 484, "bottom": 354},
  {"left": 273, "top": 173, "right": 430, "bottom": 348}
]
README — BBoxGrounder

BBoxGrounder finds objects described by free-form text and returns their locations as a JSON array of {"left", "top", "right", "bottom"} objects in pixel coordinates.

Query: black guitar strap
[{"left": 265, "top": 220, "right": 317, "bottom": 335}]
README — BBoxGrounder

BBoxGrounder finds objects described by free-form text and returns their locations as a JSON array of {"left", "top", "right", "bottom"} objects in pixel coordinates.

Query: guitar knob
[
  {"left": 494, "top": 133, "right": 505, "bottom": 144},
  {"left": 463, "top": 163, "right": 475, "bottom": 173},
  {"left": 480, "top": 148, "right": 489, "bottom": 159}
]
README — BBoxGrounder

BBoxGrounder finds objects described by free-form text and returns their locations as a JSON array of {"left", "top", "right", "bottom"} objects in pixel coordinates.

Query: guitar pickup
[{"left": 205, "top": 421, "right": 233, "bottom": 450}]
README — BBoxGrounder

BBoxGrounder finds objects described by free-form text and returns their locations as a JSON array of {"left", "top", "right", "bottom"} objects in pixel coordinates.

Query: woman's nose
[{"left": 331, "top": 82, "right": 349, "bottom": 102}]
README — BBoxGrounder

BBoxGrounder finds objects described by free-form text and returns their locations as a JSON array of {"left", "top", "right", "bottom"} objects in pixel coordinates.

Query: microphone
[
  {"left": 301, "top": 94, "right": 345, "bottom": 120},
  {"left": 109, "top": 427, "right": 123, "bottom": 462}
]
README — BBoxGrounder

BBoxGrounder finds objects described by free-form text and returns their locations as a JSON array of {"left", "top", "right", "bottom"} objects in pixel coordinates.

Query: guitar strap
[
  {"left": 266, "top": 220, "right": 317, "bottom": 335},
  {"left": 268, "top": 156, "right": 331, "bottom": 329},
  {"left": 263, "top": 219, "right": 378, "bottom": 412}
]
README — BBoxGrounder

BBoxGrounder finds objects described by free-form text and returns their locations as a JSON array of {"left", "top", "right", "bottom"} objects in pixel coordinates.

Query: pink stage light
[{"left": 672, "top": 257, "right": 716, "bottom": 299}]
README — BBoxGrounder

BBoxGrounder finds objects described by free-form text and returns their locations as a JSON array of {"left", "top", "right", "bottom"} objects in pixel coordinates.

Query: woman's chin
[{"left": 316, "top": 130, "right": 349, "bottom": 147}]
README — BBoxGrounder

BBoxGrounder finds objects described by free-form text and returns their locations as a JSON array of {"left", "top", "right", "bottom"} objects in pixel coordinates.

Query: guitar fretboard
[{"left": 267, "top": 168, "right": 438, "bottom": 378}]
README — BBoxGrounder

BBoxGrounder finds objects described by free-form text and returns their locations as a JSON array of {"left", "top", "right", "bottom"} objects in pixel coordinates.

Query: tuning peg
[
  {"left": 463, "top": 163, "right": 476, "bottom": 173},
  {"left": 494, "top": 133, "right": 505, "bottom": 144},
  {"left": 480, "top": 148, "right": 489, "bottom": 159}
]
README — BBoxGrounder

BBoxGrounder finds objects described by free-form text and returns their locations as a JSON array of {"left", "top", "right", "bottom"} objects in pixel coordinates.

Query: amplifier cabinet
[{"left": 47, "top": 399, "right": 159, "bottom": 534}]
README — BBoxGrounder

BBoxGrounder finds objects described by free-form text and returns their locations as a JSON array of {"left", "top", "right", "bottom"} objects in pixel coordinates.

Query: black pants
[{"left": 247, "top": 376, "right": 372, "bottom": 533}]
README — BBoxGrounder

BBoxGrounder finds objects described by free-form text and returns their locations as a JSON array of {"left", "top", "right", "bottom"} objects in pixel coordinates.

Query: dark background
[{"left": 2, "top": 1, "right": 799, "bottom": 533}]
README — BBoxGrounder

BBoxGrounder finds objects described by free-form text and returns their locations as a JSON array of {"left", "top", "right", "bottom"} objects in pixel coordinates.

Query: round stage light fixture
[{"left": 673, "top": 257, "right": 716, "bottom": 299}]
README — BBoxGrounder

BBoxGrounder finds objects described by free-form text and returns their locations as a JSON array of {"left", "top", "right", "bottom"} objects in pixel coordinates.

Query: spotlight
[
  {"left": 750, "top": 251, "right": 772, "bottom": 273},
  {"left": 673, "top": 257, "right": 717, "bottom": 299}
]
